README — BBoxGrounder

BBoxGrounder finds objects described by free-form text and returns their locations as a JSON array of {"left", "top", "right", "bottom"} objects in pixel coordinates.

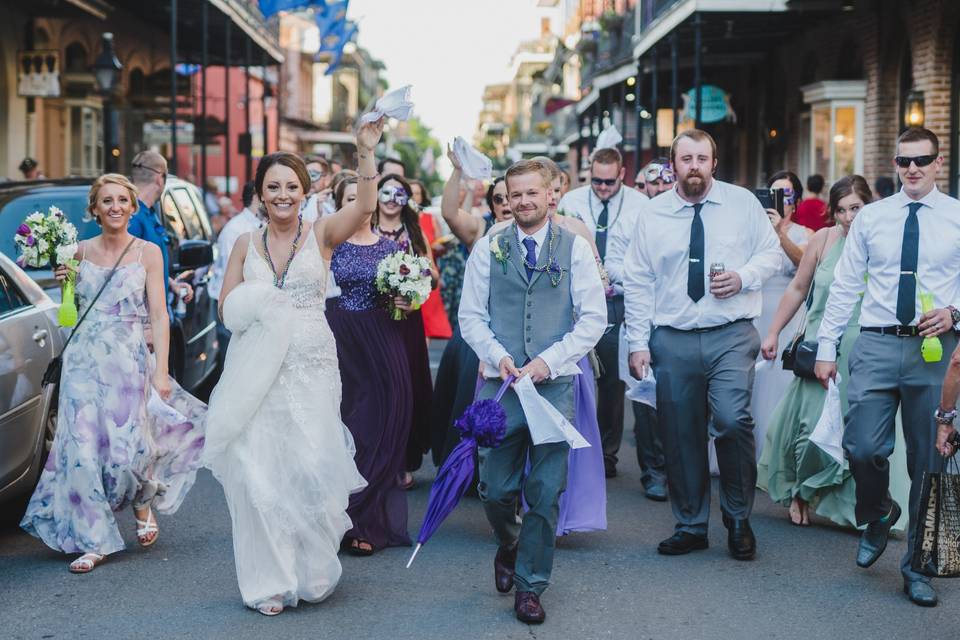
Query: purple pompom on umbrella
[
  {"left": 16, "top": 223, "right": 31, "bottom": 236},
  {"left": 407, "top": 375, "right": 515, "bottom": 568}
]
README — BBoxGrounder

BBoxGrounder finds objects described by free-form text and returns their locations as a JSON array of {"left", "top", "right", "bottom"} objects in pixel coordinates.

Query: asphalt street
[{"left": 1, "top": 343, "right": 956, "bottom": 639}]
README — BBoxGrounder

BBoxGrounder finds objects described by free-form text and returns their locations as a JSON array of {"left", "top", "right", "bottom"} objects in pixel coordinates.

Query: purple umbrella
[{"left": 406, "top": 375, "right": 515, "bottom": 568}]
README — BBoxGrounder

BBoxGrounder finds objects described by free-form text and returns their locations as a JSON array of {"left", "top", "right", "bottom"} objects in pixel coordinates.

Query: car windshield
[{"left": 0, "top": 188, "right": 100, "bottom": 269}]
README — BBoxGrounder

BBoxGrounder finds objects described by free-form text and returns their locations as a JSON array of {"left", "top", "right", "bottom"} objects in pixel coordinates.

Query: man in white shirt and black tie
[
  {"left": 558, "top": 147, "right": 666, "bottom": 497},
  {"left": 624, "top": 129, "right": 780, "bottom": 560},
  {"left": 815, "top": 127, "right": 960, "bottom": 607}
]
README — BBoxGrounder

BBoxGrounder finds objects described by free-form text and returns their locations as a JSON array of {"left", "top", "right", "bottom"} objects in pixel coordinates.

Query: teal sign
[{"left": 682, "top": 85, "right": 736, "bottom": 124}]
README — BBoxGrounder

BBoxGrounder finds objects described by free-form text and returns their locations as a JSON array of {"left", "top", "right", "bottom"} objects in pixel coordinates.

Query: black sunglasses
[
  {"left": 492, "top": 193, "right": 507, "bottom": 205},
  {"left": 894, "top": 154, "right": 938, "bottom": 168},
  {"left": 591, "top": 177, "right": 618, "bottom": 186}
]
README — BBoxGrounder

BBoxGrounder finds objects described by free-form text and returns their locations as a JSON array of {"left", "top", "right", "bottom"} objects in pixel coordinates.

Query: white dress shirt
[
  {"left": 816, "top": 187, "right": 960, "bottom": 361},
  {"left": 558, "top": 184, "right": 644, "bottom": 295},
  {"left": 623, "top": 179, "right": 781, "bottom": 352},
  {"left": 459, "top": 222, "right": 607, "bottom": 379},
  {"left": 209, "top": 207, "right": 263, "bottom": 300}
]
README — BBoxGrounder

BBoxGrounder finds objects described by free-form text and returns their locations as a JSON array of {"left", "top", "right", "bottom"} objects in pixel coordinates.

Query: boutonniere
[{"left": 490, "top": 234, "right": 510, "bottom": 273}]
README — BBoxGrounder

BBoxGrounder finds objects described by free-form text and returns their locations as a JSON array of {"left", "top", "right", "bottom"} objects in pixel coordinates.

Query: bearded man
[{"left": 623, "top": 129, "right": 780, "bottom": 561}]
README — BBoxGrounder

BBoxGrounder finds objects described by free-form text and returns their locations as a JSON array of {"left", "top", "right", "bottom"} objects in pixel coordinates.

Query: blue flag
[
  {"left": 259, "top": 0, "right": 325, "bottom": 18},
  {"left": 316, "top": 0, "right": 349, "bottom": 36}
]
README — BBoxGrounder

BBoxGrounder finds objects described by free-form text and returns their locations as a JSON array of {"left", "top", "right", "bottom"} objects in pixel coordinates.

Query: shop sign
[
  {"left": 143, "top": 121, "right": 195, "bottom": 147},
  {"left": 17, "top": 50, "right": 60, "bottom": 98},
  {"left": 682, "top": 85, "right": 737, "bottom": 124}
]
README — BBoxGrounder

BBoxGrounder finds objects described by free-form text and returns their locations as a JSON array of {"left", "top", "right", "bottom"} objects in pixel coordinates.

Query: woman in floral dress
[{"left": 21, "top": 174, "right": 206, "bottom": 573}]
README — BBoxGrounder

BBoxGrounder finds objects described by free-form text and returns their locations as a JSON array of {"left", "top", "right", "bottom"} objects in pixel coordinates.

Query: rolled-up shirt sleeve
[
  {"left": 624, "top": 211, "right": 655, "bottom": 352},
  {"left": 459, "top": 236, "right": 511, "bottom": 373},
  {"left": 738, "top": 201, "right": 782, "bottom": 292},
  {"left": 537, "top": 236, "right": 607, "bottom": 378},
  {"left": 817, "top": 214, "right": 868, "bottom": 362}
]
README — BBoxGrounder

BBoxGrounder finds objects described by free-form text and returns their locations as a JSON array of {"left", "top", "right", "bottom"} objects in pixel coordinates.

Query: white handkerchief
[
  {"left": 618, "top": 324, "right": 656, "bottom": 408},
  {"left": 810, "top": 377, "right": 846, "bottom": 466},
  {"left": 514, "top": 376, "right": 591, "bottom": 449},
  {"left": 595, "top": 124, "right": 623, "bottom": 150},
  {"left": 754, "top": 358, "right": 775, "bottom": 372},
  {"left": 360, "top": 85, "right": 414, "bottom": 124},
  {"left": 453, "top": 136, "right": 493, "bottom": 180}
]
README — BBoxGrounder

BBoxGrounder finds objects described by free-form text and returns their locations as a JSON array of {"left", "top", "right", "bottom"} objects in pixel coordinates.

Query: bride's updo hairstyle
[{"left": 254, "top": 152, "right": 312, "bottom": 204}]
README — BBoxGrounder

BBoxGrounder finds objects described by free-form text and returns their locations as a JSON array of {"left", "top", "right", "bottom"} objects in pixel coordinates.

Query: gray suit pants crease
[
  {"left": 649, "top": 321, "right": 760, "bottom": 536},
  {"left": 476, "top": 377, "right": 573, "bottom": 596},
  {"left": 843, "top": 330, "right": 958, "bottom": 584}
]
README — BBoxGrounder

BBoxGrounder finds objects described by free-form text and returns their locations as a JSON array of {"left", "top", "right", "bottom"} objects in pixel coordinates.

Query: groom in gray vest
[{"left": 460, "top": 159, "right": 606, "bottom": 625}]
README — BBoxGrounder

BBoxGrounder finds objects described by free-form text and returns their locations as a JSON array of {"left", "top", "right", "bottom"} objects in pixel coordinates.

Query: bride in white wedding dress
[{"left": 203, "top": 120, "right": 383, "bottom": 616}]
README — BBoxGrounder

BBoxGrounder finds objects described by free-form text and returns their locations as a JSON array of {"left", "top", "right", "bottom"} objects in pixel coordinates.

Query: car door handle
[{"left": 33, "top": 329, "right": 49, "bottom": 346}]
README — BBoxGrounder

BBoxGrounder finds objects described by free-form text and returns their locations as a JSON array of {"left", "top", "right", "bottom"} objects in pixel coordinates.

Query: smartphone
[
  {"left": 755, "top": 188, "right": 785, "bottom": 217},
  {"left": 770, "top": 188, "right": 786, "bottom": 218}
]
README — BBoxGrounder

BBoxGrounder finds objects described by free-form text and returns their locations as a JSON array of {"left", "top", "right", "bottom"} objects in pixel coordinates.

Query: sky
[{"left": 346, "top": 0, "right": 548, "bottom": 148}]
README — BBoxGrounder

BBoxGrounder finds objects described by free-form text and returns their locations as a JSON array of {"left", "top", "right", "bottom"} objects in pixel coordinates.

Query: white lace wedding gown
[{"left": 204, "top": 230, "right": 367, "bottom": 610}]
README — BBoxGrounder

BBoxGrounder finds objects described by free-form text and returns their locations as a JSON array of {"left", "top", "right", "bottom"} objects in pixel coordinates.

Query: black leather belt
[
  {"left": 861, "top": 325, "right": 920, "bottom": 337},
  {"left": 670, "top": 318, "right": 750, "bottom": 334}
]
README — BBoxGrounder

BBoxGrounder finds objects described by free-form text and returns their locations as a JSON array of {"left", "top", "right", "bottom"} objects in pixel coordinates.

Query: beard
[{"left": 680, "top": 172, "right": 707, "bottom": 198}]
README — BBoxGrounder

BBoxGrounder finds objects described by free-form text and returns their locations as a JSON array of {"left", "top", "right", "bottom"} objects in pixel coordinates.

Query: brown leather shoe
[
  {"left": 515, "top": 591, "right": 545, "bottom": 624},
  {"left": 494, "top": 544, "right": 518, "bottom": 593}
]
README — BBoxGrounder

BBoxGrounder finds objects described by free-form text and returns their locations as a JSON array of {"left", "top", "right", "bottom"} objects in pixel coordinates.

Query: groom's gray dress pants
[
  {"left": 650, "top": 320, "right": 760, "bottom": 535},
  {"left": 477, "top": 376, "right": 572, "bottom": 596},
  {"left": 844, "top": 330, "right": 958, "bottom": 584}
]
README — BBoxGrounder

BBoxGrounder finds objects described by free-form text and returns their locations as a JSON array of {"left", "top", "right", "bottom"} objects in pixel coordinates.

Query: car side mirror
[{"left": 175, "top": 239, "right": 213, "bottom": 271}]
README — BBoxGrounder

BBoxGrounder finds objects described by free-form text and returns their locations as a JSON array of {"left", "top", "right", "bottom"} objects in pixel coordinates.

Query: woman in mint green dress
[{"left": 757, "top": 176, "right": 909, "bottom": 530}]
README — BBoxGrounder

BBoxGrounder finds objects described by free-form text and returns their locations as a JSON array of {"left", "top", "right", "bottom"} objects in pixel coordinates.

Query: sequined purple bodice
[{"left": 330, "top": 237, "right": 399, "bottom": 312}]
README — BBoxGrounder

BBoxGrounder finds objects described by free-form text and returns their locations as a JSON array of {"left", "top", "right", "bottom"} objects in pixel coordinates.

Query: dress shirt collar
[
  {"left": 893, "top": 185, "right": 941, "bottom": 210},
  {"left": 668, "top": 178, "right": 724, "bottom": 213},
  {"left": 516, "top": 220, "right": 550, "bottom": 248}
]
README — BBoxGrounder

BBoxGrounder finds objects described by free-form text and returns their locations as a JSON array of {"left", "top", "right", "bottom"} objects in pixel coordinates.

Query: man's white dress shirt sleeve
[
  {"left": 537, "top": 235, "right": 607, "bottom": 378},
  {"left": 623, "top": 210, "right": 655, "bottom": 352}
]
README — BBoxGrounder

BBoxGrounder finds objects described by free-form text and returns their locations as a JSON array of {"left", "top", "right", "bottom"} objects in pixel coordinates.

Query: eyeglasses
[
  {"left": 894, "top": 154, "right": 938, "bottom": 168},
  {"left": 492, "top": 193, "right": 507, "bottom": 205},
  {"left": 591, "top": 177, "right": 618, "bottom": 187},
  {"left": 133, "top": 163, "right": 167, "bottom": 182},
  {"left": 378, "top": 185, "right": 409, "bottom": 206}
]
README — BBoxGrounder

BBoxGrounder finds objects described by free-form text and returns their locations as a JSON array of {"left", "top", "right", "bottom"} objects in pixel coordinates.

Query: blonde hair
[
  {"left": 88, "top": 173, "right": 140, "bottom": 223},
  {"left": 504, "top": 159, "right": 554, "bottom": 191}
]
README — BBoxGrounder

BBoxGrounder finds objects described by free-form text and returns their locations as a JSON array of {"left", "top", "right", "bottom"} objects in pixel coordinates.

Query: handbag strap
[
  {"left": 791, "top": 227, "right": 836, "bottom": 342},
  {"left": 58, "top": 237, "right": 138, "bottom": 354}
]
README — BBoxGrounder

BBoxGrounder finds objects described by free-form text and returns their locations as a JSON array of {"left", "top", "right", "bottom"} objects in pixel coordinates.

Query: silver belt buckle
[{"left": 895, "top": 325, "right": 913, "bottom": 337}]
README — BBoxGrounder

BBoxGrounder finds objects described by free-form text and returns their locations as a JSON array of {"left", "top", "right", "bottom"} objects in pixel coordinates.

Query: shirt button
[
  {"left": 526, "top": 313, "right": 531, "bottom": 319},
  {"left": 526, "top": 337, "right": 532, "bottom": 343},
  {"left": 526, "top": 301, "right": 532, "bottom": 307},
  {"left": 527, "top": 288, "right": 534, "bottom": 294}
]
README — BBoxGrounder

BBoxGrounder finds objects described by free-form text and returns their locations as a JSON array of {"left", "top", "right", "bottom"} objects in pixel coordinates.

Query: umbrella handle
[
  {"left": 406, "top": 543, "right": 423, "bottom": 568},
  {"left": 494, "top": 374, "right": 516, "bottom": 403}
]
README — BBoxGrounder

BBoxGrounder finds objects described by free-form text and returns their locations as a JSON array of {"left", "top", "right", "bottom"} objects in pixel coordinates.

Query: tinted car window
[
  {"left": 161, "top": 193, "right": 187, "bottom": 240},
  {"left": 0, "top": 188, "right": 98, "bottom": 268},
  {"left": 171, "top": 188, "right": 205, "bottom": 239},
  {"left": 0, "top": 269, "right": 31, "bottom": 315}
]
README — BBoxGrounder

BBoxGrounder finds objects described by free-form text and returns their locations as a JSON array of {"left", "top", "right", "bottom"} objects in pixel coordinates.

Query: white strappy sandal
[
  {"left": 69, "top": 553, "right": 106, "bottom": 574},
  {"left": 256, "top": 597, "right": 284, "bottom": 617},
  {"left": 134, "top": 507, "right": 159, "bottom": 547}
]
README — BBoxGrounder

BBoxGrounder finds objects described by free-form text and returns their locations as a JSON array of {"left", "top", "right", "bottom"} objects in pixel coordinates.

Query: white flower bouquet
[
  {"left": 375, "top": 250, "right": 433, "bottom": 321},
  {"left": 13, "top": 206, "right": 80, "bottom": 326}
]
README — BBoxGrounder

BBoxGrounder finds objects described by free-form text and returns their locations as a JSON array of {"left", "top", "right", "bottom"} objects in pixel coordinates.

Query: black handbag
[{"left": 42, "top": 238, "right": 137, "bottom": 392}]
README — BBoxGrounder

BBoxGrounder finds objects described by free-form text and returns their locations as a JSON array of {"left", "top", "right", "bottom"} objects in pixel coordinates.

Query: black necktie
[
  {"left": 896, "top": 202, "right": 922, "bottom": 325},
  {"left": 596, "top": 200, "right": 609, "bottom": 261},
  {"left": 687, "top": 203, "right": 705, "bottom": 302}
]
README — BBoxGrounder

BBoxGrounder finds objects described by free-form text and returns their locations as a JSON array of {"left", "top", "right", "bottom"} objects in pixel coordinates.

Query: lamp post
[
  {"left": 904, "top": 89, "right": 925, "bottom": 129},
  {"left": 93, "top": 33, "right": 123, "bottom": 173}
]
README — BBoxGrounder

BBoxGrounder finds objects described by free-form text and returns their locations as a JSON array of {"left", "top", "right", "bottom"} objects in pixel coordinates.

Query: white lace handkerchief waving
[
  {"left": 453, "top": 136, "right": 493, "bottom": 180},
  {"left": 360, "top": 85, "right": 414, "bottom": 124}
]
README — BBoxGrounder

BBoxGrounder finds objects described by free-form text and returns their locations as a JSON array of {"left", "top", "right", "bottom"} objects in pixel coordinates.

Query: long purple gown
[{"left": 326, "top": 238, "right": 412, "bottom": 549}]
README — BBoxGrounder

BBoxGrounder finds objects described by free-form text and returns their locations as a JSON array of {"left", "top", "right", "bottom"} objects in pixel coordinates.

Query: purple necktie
[{"left": 522, "top": 236, "right": 537, "bottom": 281}]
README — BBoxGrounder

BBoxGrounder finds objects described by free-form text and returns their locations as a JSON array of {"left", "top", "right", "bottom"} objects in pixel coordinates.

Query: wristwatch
[
  {"left": 948, "top": 305, "right": 960, "bottom": 328},
  {"left": 934, "top": 407, "right": 958, "bottom": 425}
]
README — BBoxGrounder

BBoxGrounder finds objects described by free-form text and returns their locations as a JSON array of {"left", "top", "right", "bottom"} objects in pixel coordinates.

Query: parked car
[
  {"left": 0, "top": 177, "right": 220, "bottom": 393},
  {"left": 0, "top": 252, "right": 63, "bottom": 507}
]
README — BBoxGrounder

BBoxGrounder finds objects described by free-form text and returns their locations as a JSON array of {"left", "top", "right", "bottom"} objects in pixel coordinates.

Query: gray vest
[{"left": 488, "top": 223, "right": 575, "bottom": 365}]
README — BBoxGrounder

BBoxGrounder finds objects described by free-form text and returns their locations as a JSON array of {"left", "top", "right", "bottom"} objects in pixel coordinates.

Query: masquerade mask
[
  {"left": 643, "top": 163, "right": 675, "bottom": 184},
  {"left": 379, "top": 185, "right": 409, "bottom": 206},
  {"left": 308, "top": 169, "right": 327, "bottom": 183},
  {"left": 781, "top": 187, "right": 798, "bottom": 206}
]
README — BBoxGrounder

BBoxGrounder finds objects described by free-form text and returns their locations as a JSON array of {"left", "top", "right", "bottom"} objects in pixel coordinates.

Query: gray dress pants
[
  {"left": 844, "top": 330, "right": 958, "bottom": 584},
  {"left": 649, "top": 320, "right": 761, "bottom": 535}
]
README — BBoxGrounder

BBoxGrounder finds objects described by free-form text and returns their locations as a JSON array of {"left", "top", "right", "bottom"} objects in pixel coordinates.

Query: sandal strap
[{"left": 135, "top": 509, "right": 158, "bottom": 535}]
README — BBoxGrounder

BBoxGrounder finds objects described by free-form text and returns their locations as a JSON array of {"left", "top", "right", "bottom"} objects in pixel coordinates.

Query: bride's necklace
[{"left": 262, "top": 216, "right": 303, "bottom": 289}]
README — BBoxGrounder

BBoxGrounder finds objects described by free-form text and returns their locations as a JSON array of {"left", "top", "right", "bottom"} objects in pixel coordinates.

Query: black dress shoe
[
  {"left": 604, "top": 461, "right": 617, "bottom": 478},
  {"left": 903, "top": 580, "right": 938, "bottom": 607},
  {"left": 857, "top": 502, "right": 901, "bottom": 568},
  {"left": 644, "top": 483, "right": 668, "bottom": 502},
  {"left": 724, "top": 516, "right": 756, "bottom": 561},
  {"left": 494, "top": 544, "right": 518, "bottom": 593},
  {"left": 657, "top": 531, "right": 709, "bottom": 555},
  {"left": 515, "top": 591, "right": 546, "bottom": 624}
]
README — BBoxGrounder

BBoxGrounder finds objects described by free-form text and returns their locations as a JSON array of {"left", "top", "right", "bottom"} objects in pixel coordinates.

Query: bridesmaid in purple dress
[{"left": 326, "top": 177, "right": 412, "bottom": 555}]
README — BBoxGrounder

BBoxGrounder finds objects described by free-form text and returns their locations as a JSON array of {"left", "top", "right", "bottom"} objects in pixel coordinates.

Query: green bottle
[
  {"left": 919, "top": 292, "right": 943, "bottom": 363},
  {"left": 57, "top": 261, "right": 78, "bottom": 327}
]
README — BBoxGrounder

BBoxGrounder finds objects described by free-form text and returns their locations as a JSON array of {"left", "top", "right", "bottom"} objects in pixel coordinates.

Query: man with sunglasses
[
  {"left": 556, "top": 147, "right": 662, "bottom": 494},
  {"left": 128, "top": 151, "right": 193, "bottom": 307},
  {"left": 815, "top": 127, "right": 960, "bottom": 607}
]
